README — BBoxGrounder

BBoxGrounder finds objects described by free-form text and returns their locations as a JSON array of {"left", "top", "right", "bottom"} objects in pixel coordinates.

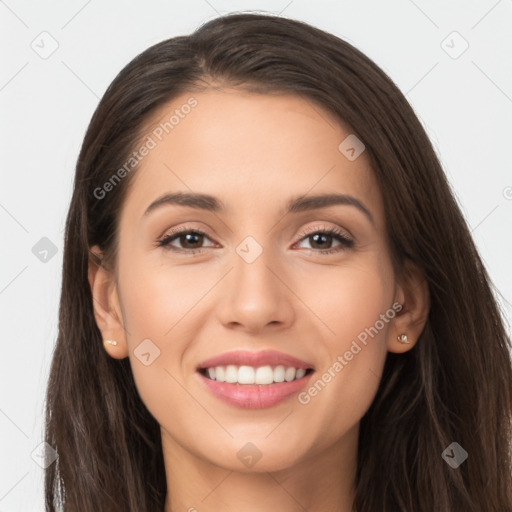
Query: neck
[{"left": 162, "top": 424, "right": 358, "bottom": 512}]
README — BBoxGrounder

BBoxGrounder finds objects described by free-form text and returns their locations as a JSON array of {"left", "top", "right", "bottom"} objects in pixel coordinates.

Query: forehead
[{"left": 120, "top": 87, "right": 384, "bottom": 225}]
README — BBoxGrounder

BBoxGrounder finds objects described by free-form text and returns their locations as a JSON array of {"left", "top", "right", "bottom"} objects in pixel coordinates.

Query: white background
[{"left": 1, "top": 0, "right": 511, "bottom": 510}]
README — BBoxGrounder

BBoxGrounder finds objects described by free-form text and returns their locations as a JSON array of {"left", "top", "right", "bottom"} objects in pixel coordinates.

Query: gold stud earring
[
  {"left": 397, "top": 334, "right": 410, "bottom": 344},
  {"left": 104, "top": 340, "right": 118, "bottom": 346}
]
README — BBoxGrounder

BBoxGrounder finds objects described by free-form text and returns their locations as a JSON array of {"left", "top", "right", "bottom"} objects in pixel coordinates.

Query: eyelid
[{"left": 293, "top": 223, "right": 353, "bottom": 243}]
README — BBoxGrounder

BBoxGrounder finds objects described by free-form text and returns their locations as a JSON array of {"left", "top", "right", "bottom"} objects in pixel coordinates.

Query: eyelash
[{"left": 156, "top": 225, "right": 354, "bottom": 256}]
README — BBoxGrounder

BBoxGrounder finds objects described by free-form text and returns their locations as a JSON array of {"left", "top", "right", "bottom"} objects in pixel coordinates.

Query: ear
[
  {"left": 88, "top": 245, "right": 129, "bottom": 359},
  {"left": 387, "top": 260, "right": 430, "bottom": 354}
]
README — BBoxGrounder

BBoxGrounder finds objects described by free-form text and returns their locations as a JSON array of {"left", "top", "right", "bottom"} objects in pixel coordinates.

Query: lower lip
[{"left": 197, "top": 371, "right": 314, "bottom": 409}]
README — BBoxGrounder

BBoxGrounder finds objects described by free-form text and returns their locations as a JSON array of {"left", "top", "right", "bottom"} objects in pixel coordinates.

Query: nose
[{"left": 216, "top": 244, "right": 296, "bottom": 334}]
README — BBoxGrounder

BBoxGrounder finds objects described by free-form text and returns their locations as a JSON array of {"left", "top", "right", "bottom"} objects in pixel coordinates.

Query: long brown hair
[{"left": 44, "top": 12, "right": 512, "bottom": 511}]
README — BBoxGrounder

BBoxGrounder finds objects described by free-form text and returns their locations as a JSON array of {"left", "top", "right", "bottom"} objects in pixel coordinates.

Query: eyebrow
[{"left": 143, "top": 191, "right": 374, "bottom": 225}]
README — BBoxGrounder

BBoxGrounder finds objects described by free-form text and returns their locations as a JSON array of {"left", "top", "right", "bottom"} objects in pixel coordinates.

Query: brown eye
[
  {"left": 175, "top": 232, "right": 204, "bottom": 249},
  {"left": 157, "top": 228, "right": 216, "bottom": 253},
  {"left": 295, "top": 226, "right": 354, "bottom": 255},
  {"left": 308, "top": 232, "right": 335, "bottom": 250}
]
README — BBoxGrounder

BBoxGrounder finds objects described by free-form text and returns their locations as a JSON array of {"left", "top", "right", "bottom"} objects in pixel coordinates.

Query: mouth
[
  {"left": 196, "top": 364, "right": 315, "bottom": 409},
  {"left": 195, "top": 349, "right": 315, "bottom": 408},
  {"left": 197, "top": 365, "right": 315, "bottom": 385}
]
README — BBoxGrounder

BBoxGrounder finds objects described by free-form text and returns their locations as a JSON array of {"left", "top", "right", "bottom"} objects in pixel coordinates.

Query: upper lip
[{"left": 197, "top": 349, "right": 315, "bottom": 370}]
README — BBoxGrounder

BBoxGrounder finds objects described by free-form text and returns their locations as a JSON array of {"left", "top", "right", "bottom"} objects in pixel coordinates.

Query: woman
[{"left": 43, "top": 12, "right": 512, "bottom": 512}]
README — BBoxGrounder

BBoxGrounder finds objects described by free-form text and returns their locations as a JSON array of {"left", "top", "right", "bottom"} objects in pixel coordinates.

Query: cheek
[
  {"left": 297, "top": 260, "right": 393, "bottom": 414},
  {"left": 296, "top": 258, "right": 393, "bottom": 345},
  {"left": 116, "top": 254, "right": 204, "bottom": 410},
  {"left": 118, "top": 253, "right": 204, "bottom": 342}
]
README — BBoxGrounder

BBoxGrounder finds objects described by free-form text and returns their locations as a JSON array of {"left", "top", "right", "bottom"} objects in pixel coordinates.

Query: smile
[
  {"left": 199, "top": 364, "right": 313, "bottom": 384},
  {"left": 196, "top": 366, "right": 315, "bottom": 409}
]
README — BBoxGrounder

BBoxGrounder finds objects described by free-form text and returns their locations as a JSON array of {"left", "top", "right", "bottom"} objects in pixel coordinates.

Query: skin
[{"left": 89, "top": 87, "right": 429, "bottom": 512}]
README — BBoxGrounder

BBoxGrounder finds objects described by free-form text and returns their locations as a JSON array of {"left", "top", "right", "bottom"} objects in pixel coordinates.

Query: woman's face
[{"left": 95, "top": 87, "right": 412, "bottom": 474}]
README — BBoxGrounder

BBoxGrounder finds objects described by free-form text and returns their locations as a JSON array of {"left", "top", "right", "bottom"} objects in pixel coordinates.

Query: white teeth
[
  {"left": 202, "top": 364, "right": 310, "bottom": 384},
  {"left": 225, "top": 365, "right": 238, "bottom": 383},
  {"left": 215, "top": 366, "right": 225, "bottom": 382},
  {"left": 255, "top": 366, "right": 274, "bottom": 385},
  {"left": 238, "top": 365, "right": 255, "bottom": 384},
  {"left": 273, "top": 365, "right": 285, "bottom": 383},
  {"left": 296, "top": 368, "right": 306, "bottom": 379},
  {"left": 285, "top": 367, "right": 296, "bottom": 382}
]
